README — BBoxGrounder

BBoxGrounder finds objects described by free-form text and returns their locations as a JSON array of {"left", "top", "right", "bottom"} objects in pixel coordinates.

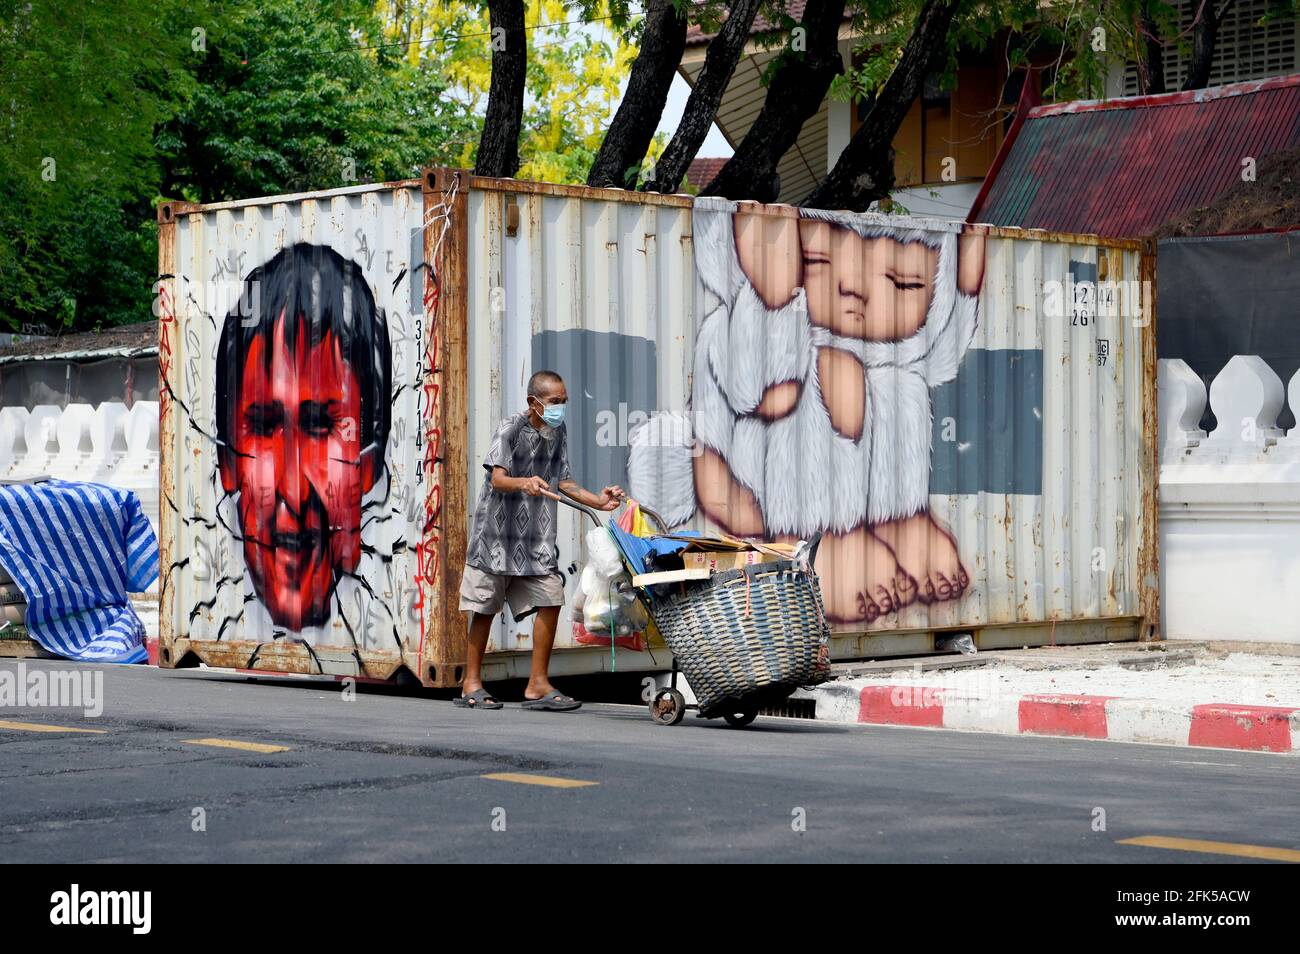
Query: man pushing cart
[{"left": 458, "top": 369, "right": 831, "bottom": 725}]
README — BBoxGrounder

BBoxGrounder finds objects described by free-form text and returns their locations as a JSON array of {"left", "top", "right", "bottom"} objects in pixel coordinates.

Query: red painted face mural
[
  {"left": 216, "top": 243, "right": 391, "bottom": 633},
  {"left": 222, "top": 317, "right": 367, "bottom": 629}
]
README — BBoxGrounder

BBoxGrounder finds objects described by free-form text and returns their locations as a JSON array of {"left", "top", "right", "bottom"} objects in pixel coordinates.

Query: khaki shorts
[{"left": 459, "top": 564, "right": 565, "bottom": 621}]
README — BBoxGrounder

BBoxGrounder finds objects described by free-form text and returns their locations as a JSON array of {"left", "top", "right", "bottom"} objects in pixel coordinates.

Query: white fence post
[
  {"left": 118, "top": 401, "right": 161, "bottom": 536},
  {"left": 1275, "top": 367, "right": 1300, "bottom": 462},
  {"left": 1199, "top": 355, "right": 1284, "bottom": 460},
  {"left": 1161, "top": 354, "right": 1300, "bottom": 645},
  {"left": 51, "top": 403, "right": 95, "bottom": 480},
  {"left": 0, "top": 407, "right": 30, "bottom": 479},
  {"left": 1157, "top": 359, "right": 1206, "bottom": 463},
  {"left": 86, "top": 402, "right": 130, "bottom": 483},
  {"left": 16, "top": 406, "right": 62, "bottom": 481}
]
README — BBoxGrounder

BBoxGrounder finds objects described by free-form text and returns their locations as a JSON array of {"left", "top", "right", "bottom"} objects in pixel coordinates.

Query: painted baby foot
[
  {"left": 815, "top": 525, "right": 918, "bottom": 623},
  {"left": 873, "top": 512, "right": 969, "bottom": 605}
]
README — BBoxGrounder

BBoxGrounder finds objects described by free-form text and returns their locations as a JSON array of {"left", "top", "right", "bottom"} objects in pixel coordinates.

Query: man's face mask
[{"left": 532, "top": 396, "right": 566, "bottom": 427}]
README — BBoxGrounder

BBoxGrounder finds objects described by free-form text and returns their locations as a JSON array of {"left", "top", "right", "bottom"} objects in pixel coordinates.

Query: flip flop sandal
[
  {"left": 521, "top": 691, "right": 582, "bottom": 712},
  {"left": 453, "top": 688, "right": 503, "bottom": 710}
]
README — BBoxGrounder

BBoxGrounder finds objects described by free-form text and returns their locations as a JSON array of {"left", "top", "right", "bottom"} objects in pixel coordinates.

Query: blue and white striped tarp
[{"left": 0, "top": 479, "right": 159, "bottom": 664}]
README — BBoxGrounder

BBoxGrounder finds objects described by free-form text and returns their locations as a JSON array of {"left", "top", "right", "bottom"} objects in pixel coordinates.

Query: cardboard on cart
[
  {"left": 631, "top": 567, "right": 711, "bottom": 587},
  {"left": 682, "top": 544, "right": 796, "bottom": 572}
]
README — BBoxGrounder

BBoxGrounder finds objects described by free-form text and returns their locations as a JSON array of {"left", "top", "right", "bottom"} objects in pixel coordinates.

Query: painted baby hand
[
  {"left": 733, "top": 203, "right": 803, "bottom": 309},
  {"left": 958, "top": 228, "right": 986, "bottom": 297}
]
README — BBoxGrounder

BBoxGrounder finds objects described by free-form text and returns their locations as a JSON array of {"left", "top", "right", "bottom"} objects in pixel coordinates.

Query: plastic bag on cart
[
  {"left": 581, "top": 567, "right": 648, "bottom": 636},
  {"left": 586, "top": 525, "right": 623, "bottom": 577},
  {"left": 579, "top": 526, "right": 625, "bottom": 629},
  {"left": 574, "top": 524, "right": 649, "bottom": 651},
  {"left": 573, "top": 566, "right": 648, "bottom": 651},
  {"left": 617, "top": 499, "right": 654, "bottom": 537},
  {"left": 574, "top": 564, "right": 598, "bottom": 625}
]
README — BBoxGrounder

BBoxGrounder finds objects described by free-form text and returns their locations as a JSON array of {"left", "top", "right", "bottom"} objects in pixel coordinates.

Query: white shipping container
[{"left": 158, "top": 169, "right": 1158, "bottom": 686}]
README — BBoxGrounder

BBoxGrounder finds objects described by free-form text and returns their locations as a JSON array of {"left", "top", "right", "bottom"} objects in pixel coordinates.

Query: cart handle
[
  {"left": 541, "top": 487, "right": 670, "bottom": 534},
  {"left": 805, "top": 530, "right": 823, "bottom": 568},
  {"left": 540, "top": 487, "right": 603, "bottom": 527}
]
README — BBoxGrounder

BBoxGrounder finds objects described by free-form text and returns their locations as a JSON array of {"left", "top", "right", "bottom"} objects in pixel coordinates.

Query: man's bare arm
[
  {"left": 490, "top": 468, "right": 624, "bottom": 512},
  {"left": 557, "top": 479, "right": 625, "bottom": 512},
  {"left": 490, "top": 466, "right": 549, "bottom": 496}
]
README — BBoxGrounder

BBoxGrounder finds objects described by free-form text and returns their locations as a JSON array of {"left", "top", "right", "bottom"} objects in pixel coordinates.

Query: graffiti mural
[
  {"left": 213, "top": 244, "right": 392, "bottom": 631},
  {"left": 628, "top": 206, "right": 986, "bottom": 624},
  {"left": 165, "top": 226, "right": 420, "bottom": 658}
]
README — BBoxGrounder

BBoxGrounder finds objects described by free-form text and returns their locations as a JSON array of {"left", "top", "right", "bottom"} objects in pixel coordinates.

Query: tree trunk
[
  {"left": 701, "top": 0, "right": 847, "bottom": 203},
  {"left": 1140, "top": 1, "right": 1166, "bottom": 94},
  {"left": 643, "top": 0, "right": 762, "bottom": 194},
  {"left": 803, "top": 0, "right": 958, "bottom": 211},
  {"left": 1182, "top": 0, "right": 1237, "bottom": 91},
  {"left": 474, "top": 0, "right": 527, "bottom": 178},
  {"left": 587, "top": 0, "right": 688, "bottom": 189}
]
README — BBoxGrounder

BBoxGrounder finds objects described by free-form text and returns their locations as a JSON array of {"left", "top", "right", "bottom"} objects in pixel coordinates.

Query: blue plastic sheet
[
  {"left": 605, "top": 523, "right": 699, "bottom": 573},
  {"left": 0, "top": 479, "right": 159, "bottom": 664}
]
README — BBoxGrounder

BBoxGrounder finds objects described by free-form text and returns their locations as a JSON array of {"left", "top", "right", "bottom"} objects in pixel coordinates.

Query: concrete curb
[{"left": 804, "top": 682, "right": 1300, "bottom": 754}]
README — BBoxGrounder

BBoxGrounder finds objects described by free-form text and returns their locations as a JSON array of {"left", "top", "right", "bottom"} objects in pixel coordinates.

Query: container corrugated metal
[
  {"left": 464, "top": 177, "right": 694, "bottom": 665},
  {"left": 157, "top": 177, "right": 467, "bottom": 684},
  {"left": 159, "top": 168, "right": 1158, "bottom": 686}
]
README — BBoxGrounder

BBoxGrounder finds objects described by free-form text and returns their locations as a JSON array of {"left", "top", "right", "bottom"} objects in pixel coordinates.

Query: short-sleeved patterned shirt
[{"left": 465, "top": 412, "right": 573, "bottom": 576}]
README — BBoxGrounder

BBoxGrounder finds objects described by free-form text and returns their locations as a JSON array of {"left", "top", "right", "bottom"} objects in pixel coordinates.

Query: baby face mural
[
  {"left": 214, "top": 244, "right": 392, "bottom": 632},
  {"left": 628, "top": 204, "right": 986, "bottom": 625}
]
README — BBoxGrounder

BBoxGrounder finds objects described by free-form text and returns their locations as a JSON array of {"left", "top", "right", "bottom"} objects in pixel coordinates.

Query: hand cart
[{"left": 547, "top": 489, "right": 832, "bottom": 728}]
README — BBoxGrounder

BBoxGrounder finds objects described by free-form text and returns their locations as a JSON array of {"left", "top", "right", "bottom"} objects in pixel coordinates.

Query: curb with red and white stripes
[{"left": 806, "top": 682, "right": 1300, "bottom": 754}]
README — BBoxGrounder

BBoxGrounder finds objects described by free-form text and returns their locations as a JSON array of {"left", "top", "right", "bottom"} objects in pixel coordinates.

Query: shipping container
[{"left": 157, "top": 168, "right": 1158, "bottom": 687}]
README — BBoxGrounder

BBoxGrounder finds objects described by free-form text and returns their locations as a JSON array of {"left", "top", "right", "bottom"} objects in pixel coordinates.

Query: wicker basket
[{"left": 652, "top": 559, "right": 832, "bottom": 717}]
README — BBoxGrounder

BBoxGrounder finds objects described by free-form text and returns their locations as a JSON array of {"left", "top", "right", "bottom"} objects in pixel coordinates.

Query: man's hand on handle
[
  {"left": 597, "top": 485, "right": 625, "bottom": 512},
  {"left": 519, "top": 475, "right": 551, "bottom": 497},
  {"left": 538, "top": 478, "right": 624, "bottom": 513}
]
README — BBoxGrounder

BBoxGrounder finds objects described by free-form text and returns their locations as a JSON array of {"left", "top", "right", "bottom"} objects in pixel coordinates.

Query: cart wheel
[
  {"left": 722, "top": 707, "right": 758, "bottom": 728},
  {"left": 650, "top": 688, "right": 687, "bottom": 726}
]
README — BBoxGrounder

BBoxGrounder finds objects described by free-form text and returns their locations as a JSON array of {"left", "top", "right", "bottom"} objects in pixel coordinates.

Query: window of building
[{"left": 1124, "top": 0, "right": 1299, "bottom": 93}]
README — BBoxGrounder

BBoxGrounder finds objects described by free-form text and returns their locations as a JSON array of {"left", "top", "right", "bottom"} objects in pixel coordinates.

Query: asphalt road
[{"left": 1, "top": 659, "right": 1298, "bottom": 863}]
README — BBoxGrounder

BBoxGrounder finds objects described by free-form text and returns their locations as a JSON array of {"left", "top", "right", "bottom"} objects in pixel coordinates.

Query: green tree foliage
[
  {"left": 835, "top": 0, "right": 1295, "bottom": 118},
  {"left": 1, "top": 0, "right": 643, "bottom": 331},
  {"left": 0, "top": 0, "right": 184, "bottom": 332},
  {"left": 157, "top": 0, "right": 477, "bottom": 203},
  {"left": 8, "top": 0, "right": 1289, "bottom": 331},
  {"left": 374, "top": 0, "right": 637, "bottom": 183}
]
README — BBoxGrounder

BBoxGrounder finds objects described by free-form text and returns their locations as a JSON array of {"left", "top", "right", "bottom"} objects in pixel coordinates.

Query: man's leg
[
  {"left": 462, "top": 611, "right": 495, "bottom": 696},
  {"left": 457, "top": 565, "right": 507, "bottom": 704},
  {"left": 524, "top": 605, "right": 561, "bottom": 700},
  {"left": 510, "top": 573, "right": 577, "bottom": 708}
]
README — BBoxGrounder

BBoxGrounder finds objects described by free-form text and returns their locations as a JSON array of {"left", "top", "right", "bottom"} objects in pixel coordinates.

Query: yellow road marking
[
  {"left": 481, "top": 772, "right": 598, "bottom": 789},
  {"left": 0, "top": 719, "right": 106, "bottom": 734},
  {"left": 1119, "top": 835, "right": 1300, "bottom": 863},
  {"left": 182, "top": 738, "right": 291, "bottom": 754}
]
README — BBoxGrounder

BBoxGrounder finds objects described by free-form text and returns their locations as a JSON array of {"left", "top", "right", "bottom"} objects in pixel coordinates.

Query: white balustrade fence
[
  {"left": 1159, "top": 356, "right": 1300, "bottom": 644},
  {"left": 0, "top": 401, "right": 161, "bottom": 539}
]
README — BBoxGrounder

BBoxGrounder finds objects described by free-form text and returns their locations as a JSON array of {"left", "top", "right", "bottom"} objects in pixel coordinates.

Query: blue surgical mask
[{"left": 541, "top": 403, "right": 566, "bottom": 427}]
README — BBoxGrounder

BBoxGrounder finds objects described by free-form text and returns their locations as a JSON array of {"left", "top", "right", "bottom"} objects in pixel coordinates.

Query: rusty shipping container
[{"left": 157, "top": 168, "right": 1158, "bottom": 686}]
